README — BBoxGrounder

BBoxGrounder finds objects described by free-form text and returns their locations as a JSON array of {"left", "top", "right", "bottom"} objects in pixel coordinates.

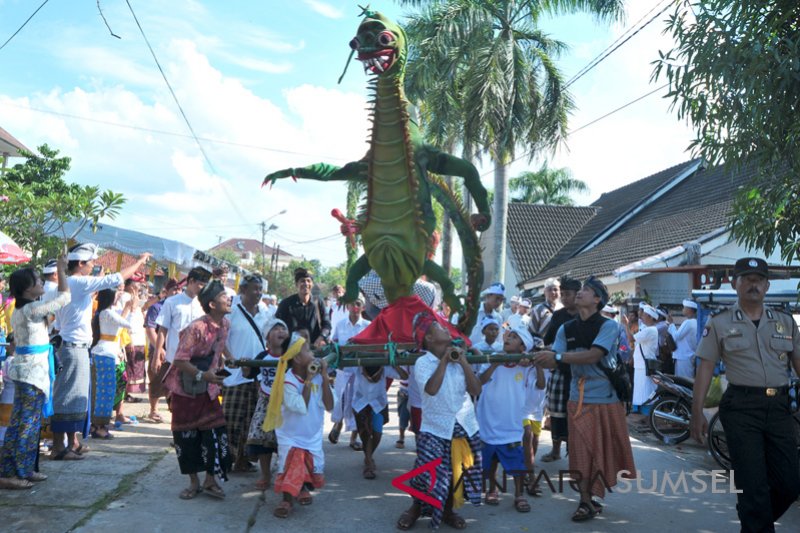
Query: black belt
[{"left": 728, "top": 384, "right": 789, "bottom": 397}]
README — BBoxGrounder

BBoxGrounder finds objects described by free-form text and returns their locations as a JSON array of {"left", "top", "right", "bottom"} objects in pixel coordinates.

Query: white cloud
[
  {"left": 302, "top": 0, "right": 344, "bottom": 19},
  {"left": 218, "top": 54, "right": 293, "bottom": 75}
]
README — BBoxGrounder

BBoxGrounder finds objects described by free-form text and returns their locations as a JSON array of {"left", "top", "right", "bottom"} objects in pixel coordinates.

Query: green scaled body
[{"left": 263, "top": 10, "right": 491, "bottom": 334}]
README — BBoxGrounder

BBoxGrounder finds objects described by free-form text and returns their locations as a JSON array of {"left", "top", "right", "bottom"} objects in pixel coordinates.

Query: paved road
[{"left": 3, "top": 389, "right": 798, "bottom": 532}]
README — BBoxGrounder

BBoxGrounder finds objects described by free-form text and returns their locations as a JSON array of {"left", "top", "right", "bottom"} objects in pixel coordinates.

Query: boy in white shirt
[
  {"left": 472, "top": 317, "right": 503, "bottom": 353},
  {"left": 476, "top": 326, "right": 534, "bottom": 513},
  {"left": 267, "top": 334, "right": 334, "bottom": 519}
]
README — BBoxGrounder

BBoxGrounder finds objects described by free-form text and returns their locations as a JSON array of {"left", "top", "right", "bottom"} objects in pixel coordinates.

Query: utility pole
[{"left": 260, "top": 221, "right": 266, "bottom": 274}]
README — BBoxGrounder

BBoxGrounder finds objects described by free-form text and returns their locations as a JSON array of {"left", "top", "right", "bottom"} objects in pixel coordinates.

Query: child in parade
[
  {"left": 266, "top": 333, "right": 334, "bottom": 518},
  {"left": 476, "top": 326, "right": 533, "bottom": 512},
  {"left": 523, "top": 361, "right": 547, "bottom": 496}
]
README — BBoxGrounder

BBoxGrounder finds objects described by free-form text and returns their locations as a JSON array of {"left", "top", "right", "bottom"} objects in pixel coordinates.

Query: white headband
[
  {"left": 682, "top": 299, "right": 698, "bottom": 310},
  {"left": 642, "top": 305, "right": 659, "bottom": 320},
  {"left": 42, "top": 260, "right": 58, "bottom": 274},
  {"left": 67, "top": 244, "right": 98, "bottom": 262}
]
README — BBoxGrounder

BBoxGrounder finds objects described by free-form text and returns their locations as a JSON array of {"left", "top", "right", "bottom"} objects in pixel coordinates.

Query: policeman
[{"left": 691, "top": 257, "right": 800, "bottom": 532}]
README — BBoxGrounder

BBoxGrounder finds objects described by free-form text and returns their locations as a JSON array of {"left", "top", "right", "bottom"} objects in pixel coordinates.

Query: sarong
[
  {"left": 245, "top": 391, "right": 277, "bottom": 456},
  {"left": 148, "top": 361, "right": 170, "bottom": 400},
  {"left": 410, "top": 424, "right": 482, "bottom": 529},
  {"left": 125, "top": 345, "right": 146, "bottom": 394},
  {"left": 91, "top": 355, "right": 116, "bottom": 426},
  {"left": 170, "top": 392, "right": 227, "bottom": 432},
  {"left": 0, "top": 382, "right": 44, "bottom": 479},
  {"left": 51, "top": 345, "right": 91, "bottom": 434},
  {"left": 113, "top": 359, "right": 127, "bottom": 408},
  {"left": 567, "top": 400, "right": 636, "bottom": 498},
  {"left": 221, "top": 381, "right": 258, "bottom": 458},
  {"left": 173, "top": 426, "right": 231, "bottom": 479},
  {"left": 274, "top": 447, "right": 325, "bottom": 497}
]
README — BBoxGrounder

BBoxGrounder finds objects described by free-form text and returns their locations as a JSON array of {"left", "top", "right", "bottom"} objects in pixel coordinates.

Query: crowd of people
[{"left": 0, "top": 246, "right": 796, "bottom": 531}]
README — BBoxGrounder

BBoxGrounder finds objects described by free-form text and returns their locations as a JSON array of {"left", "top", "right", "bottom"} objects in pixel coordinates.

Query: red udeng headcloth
[{"left": 412, "top": 311, "right": 437, "bottom": 349}]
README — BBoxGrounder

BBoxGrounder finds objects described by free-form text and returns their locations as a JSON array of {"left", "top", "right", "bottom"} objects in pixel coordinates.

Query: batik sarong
[
  {"left": 246, "top": 391, "right": 277, "bottom": 456},
  {"left": 125, "top": 345, "right": 146, "bottom": 394},
  {"left": 410, "top": 423, "right": 482, "bottom": 529},
  {"left": 0, "top": 382, "right": 44, "bottom": 479},
  {"left": 92, "top": 355, "right": 117, "bottom": 426},
  {"left": 51, "top": 345, "right": 91, "bottom": 434},
  {"left": 173, "top": 426, "right": 231, "bottom": 479},
  {"left": 113, "top": 359, "right": 127, "bottom": 408}
]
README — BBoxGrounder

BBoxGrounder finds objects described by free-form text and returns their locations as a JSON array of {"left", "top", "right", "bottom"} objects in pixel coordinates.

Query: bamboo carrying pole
[{"left": 229, "top": 350, "right": 539, "bottom": 369}]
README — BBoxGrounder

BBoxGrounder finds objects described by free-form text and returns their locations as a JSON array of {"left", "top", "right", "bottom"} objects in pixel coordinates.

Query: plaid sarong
[
  {"left": 546, "top": 368, "right": 570, "bottom": 417},
  {"left": 411, "top": 424, "right": 482, "bottom": 530},
  {"left": 222, "top": 381, "right": 258, "bottom": 457},
  {"left": 51, "top": 345, "right": 91, "bottom": 434}
]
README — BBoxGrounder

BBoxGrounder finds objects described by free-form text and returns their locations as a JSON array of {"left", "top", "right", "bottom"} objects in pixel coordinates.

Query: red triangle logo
[{"left": 391, "top": 457, "right": 444, "bottom": 510}]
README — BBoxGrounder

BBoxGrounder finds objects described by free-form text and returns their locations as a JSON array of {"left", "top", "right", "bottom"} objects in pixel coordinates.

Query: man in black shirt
[
  {"left": 275, "top": 268, "right": 332, "bottom": 347},
  {"left": 540, "top": 276, "right": 580, "bottom": 462}
]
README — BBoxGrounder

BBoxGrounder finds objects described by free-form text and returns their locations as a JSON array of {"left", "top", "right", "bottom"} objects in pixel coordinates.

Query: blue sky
[{"left": 0, "top": 0, "right": 694, "bottom": 267}]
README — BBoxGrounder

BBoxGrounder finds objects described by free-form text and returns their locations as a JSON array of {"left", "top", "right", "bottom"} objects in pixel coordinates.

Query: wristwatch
[
  {"left": 555, "top": 353, "right": 563, "bottom": 362},
  {"left": 195, "top": 370, "right": 204, "bottom": 382}
]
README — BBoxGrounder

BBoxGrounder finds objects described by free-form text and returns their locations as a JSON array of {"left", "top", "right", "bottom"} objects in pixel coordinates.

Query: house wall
[
  {"left": 637, "top": 272, "right": 693, "bottom": 304},
  {"left": 702, "top": 239, "right": 800, "bottom": 292}
]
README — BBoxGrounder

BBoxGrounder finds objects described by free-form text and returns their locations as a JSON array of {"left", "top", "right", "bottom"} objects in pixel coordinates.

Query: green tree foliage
[
  {"left": 269, "top": 259, "right": 348, "bottom": 300},
  {"left": 0, "top": 144, "right": 126, "bottom": 265},
  {"left": 207, "top": 248, "right": 241, "bottom": 267},
  {"left": 654, "top": 0, "right": 800, "bottom": 263},
  {"left": 401, "top": 0, "right": 624, "bottom": 280},
  {"left": 509, "top": 164, "right": 588, "bottom": 204}
]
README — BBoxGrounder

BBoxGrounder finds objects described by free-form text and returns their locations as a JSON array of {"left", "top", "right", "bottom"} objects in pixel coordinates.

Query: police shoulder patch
[{"left": 702, "top": 327, "right": 710, "bottom": 337}]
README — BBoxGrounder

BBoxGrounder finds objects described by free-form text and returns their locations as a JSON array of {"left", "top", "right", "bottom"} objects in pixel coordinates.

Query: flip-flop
[
  {"left": 0, "top": 477, "right": 34, "bottom": 490},
  {"left": 50, "top": 449, "right": 84, "bottom": 461},
  {"left": 255, "top": 478, "right": 270, "bottom": 491},
  {"left": 90, "top": 431, "right": 114, "bottom": 440},
  {"left": 27, "top": 472, "right": 48, "bottom": 482},
  {"left": 328, "top": 427, "right": 341, "bottom": 444},
  {"left": 485, "top": 491, "right": 500, "bottom": 505},
  {"left": 395, "top": 439, "right": 405, "bottom": 449},
  {"left": 203, "top": 484, "right": 226, "bottom": 499},
  {"left": 74, "top": 444, "right": 90, "bottom": 455},
  {"left": 396, "top": 509, "right": 420, "bottom": 530},
  {"left": 298, "top": 490, "right": 313, "bottom": 505},
  {"left": 571, "top": 501, "right": 598, "bottom": 522},
  {"left": 273, "top": 501, "right": 292, "bottom": 518},
  {"left": 349, "top": 442, "right": 363, "bottom": 451},
  {"left": 144, "top": 413, "right": 164, "bottom": 423},
  {"left": 179, "top": 486, "right": 202, "bottom": 500}
]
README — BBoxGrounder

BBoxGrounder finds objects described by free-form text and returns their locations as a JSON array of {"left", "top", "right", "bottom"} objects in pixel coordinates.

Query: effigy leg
[{"left": 343, "top": 254, "right": 372, "bottom": 304}]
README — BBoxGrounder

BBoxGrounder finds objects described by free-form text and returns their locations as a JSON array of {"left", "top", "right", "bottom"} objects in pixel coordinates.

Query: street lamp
[{"left": 260, "top": 210, "right": 286, "bottom": 273}]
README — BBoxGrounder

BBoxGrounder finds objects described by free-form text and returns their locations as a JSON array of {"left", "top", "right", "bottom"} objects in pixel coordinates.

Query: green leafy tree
[
  {"left": 509, "top": 164, "right": 588, "bottom": 204},
  {"left": 208, "top": 248, "right": 241, "bottom": 267},
  {"left": 654, "top": 0, "right": 800, "bottom": 264},
  {"left": 0, "top": 144, "right": 125, "bottom": 265},
  {"left": 401, "top": 0, "right": 624, "bottom": 281}
]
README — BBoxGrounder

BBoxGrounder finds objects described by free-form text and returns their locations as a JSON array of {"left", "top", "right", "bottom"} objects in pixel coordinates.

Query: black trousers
[{"left": 719, "top": 387, "right": 800, "bottom": 533}]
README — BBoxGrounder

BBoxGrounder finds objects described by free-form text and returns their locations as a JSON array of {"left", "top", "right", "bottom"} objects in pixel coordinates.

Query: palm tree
[
  {"left": 400, "top": 0, "right": 624, "bottom": 282},
  {"left": 510, "top": 164, "right": 588, "bottom": 204}
]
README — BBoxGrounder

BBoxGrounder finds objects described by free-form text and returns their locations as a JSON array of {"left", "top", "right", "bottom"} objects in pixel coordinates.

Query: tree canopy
[
  {"left": 654, "top": 0, "right": 800, "bottom": 264},
  {"left": 509, "top": 164, "right": 587, "bottom": 204}
]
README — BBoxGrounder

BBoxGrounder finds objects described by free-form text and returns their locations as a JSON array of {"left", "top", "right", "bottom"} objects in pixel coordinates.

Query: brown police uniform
[{"left": 696, "top": 258, "right": 800, "bottom": 533}]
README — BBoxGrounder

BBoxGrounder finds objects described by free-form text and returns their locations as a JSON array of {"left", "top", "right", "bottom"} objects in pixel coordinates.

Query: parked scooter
[{"left": 647, "top": 370, "right": 694, "bottom": 444}]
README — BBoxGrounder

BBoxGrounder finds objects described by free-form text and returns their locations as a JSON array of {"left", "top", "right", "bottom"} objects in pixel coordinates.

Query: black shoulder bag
[{"left": 237, "top": 303, "right": 266, "bottom": 380}]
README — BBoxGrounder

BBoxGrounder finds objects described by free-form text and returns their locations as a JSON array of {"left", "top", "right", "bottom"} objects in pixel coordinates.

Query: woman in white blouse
[
  {"left": 89, "top": 288, "right": 136, "bottom": 439},
  {"left": 0, "top": 256, "right": 70, "bottom": 489}
]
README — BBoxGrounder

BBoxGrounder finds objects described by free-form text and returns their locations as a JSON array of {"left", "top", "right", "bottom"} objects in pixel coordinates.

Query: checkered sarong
[
  {"left": 547, "top": 368, "right": 570, "bottom": 417},
  {"left": 222, "top": 381, "right": 258, "bottom": 457}
]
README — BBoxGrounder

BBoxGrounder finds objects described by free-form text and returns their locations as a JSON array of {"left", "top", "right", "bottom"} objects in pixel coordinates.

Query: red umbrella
[{"left": 0, "top": 229, "right": 30, "bottom": 264}]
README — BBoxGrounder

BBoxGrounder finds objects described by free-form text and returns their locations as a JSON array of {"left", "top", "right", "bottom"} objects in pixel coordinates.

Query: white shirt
[
  {"left": 672, "top": 318, "right": 697, "bottom": 360},
  {"left": 56, "top": 273, "right": 124, "bottom": 344},
  {"left": 275, "top": 370, "right": 332, "bottom": 452},
  {"left": 524, "top": 367, "right": 547, "bottom": 422},
  {"left": 350, "top": 366, "right": 402, "bottom": 413},
  {"left": 407, "top": 366, "right": 422, "bottom": 408},
  {"left": 332, "top": 316, "right": 370, "bottom": 345},
  {"left": 328, "top": 300, "right": 349, "bottom": 340},
  {"left": 156, "top": 292, "right": 204, "bottom": 363},
  {"left": 633, "top": 325, "right": 659, "bottom": 369},
  {"left": 256, "top": 351, "right": 281, "bottom": 395},
  {"left": 468, "top": 306, "right": 503, "bottom": 345},
  {"left": 92, "top": 308, "right": 131, "bottom": 360},
  {"left": 414, "top": 352, "right": 479, "bottom": 440},
  {"left": 223, "top": 302, "right": 270, "bottom": 387},
  {"left": 476, "top": 364, "right": 527, "bottom": 444}
]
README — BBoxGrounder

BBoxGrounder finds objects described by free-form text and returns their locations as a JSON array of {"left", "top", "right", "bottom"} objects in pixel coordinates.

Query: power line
[
  {"left": 0, "top": 0, "right": 50, "bottom": 52},
  {"left": 479, "top": 83, "right": 669, "bottom": 177},
  {"left": 564, "top": 0, "right": 675, "bottom": 89},
  {"left": 0, "top": 101, "right": 351, "bottom": 162},
  {"left": 124, "top": 0, "right": 251, "bottom": 226}
]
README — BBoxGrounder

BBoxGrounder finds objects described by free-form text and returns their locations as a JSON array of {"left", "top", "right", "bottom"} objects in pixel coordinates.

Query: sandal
[
  {"left": 514, "top": 496, "right": 531, "bottom": 513},
  {"left": 442, "top": 512, "right": 467, "bottom": 530},
  {"left": 74, "top": 444, "right": 90, "bottom": 455},
  {"left": 255, "top": 478, "right": 270, "bottom": 491},
  {"left": 179, "top": 486, "right": 202, "bottom": 500},
  {"left": 526, "top": 481, "right": 542, "bottom": 497},
  {"left": 395, "top": 439, "right": 405, "bottom": 449},
  {"left": 571, "top": 501, "right": 598, "bottom": 522},
  {"left": 540, "top": 450, "right": 561, "bottom": 463},
  {"left": 328, "top": 426, "right": 341, "bottom": 444},
  {"left": 349, "top": 441, "right": 363, "bottom": 451},
  {"left": 273, "top": 500, "right": 292, "bottom": 518},
  {"left": 146, "top": 412, "right": 164, "bottom": 423},
  {"left": 363, "top": 465, "right": 376, "bottom": 480},
  {"left": 90, "top": 430, "right": 114, "bottom": 440},
  {"left": 0, "top": 477, "right": 33, "bottom": 490},
  {"left": 298, "top": 490, "right": 313, "bottom": 505},
  {"left": 485, "top": 490, "right": 499, "bottom": 505},
  {"left": 591, "top": 500, "right": 603, "bottom": 513},
  {"left": 27, "top": 472, "right": 48, "bottom": 482},
  {"left": 396, "top": 508, "right": 420, "bottom": 530},
  {"left": 202, "top": 484, "right": 226, "bottom": 499},
  {"left": 51, "top": 448, "right": 84, "bottom": 461}
]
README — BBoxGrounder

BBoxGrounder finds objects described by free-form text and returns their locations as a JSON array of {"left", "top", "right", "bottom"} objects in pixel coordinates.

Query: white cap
[
  {"left": 641, "top": 305, "right": 659, "bottom": 320},
  {"left": 518, "top": 298, "right": 532, "bottom": 308},
  {"left": 508, "top": 326, "right": 535, "bottom": 352},
  {"left": 42, "top": 259, "right": 58, "bottom": 275},
  {"left": 482, "top": 282, "right": 505, "bottom": 297},
  {"left": 601, "top": 304, "right": 617, "bottom": 314},
  {"left": 682, "top": 299, "right": 698, "bottom": 310},
  {"left": 480, "top": 316, "right": 500, "bottom": 331},
  {"left": 544, "top": 277, "right": 560, "bottom": 288},
  {"left": 67, "top": 243, "right": 99, "bottom": 262}
]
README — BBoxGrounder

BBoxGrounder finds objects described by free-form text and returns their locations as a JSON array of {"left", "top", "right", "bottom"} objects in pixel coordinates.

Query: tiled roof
[
  {"left": 0, "top": 126, "right": 30, "bottom": 155},
  {"left": 525, "top": 160, "right": 758, "bottom": 284},
  {"left": 506, "top": 203, "right": 599, "bottom": 283},
  {"left": 95, "top": 251, "right": 164, "bottom": 277},
  {"left": 210, "top": 238, "right": 294, "bottom": 257}
]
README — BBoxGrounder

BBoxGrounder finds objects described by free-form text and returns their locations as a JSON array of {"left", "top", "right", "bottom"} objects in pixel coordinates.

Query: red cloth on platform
[{"left": 350, "top": 295, "right": 470, "bottom": 346}]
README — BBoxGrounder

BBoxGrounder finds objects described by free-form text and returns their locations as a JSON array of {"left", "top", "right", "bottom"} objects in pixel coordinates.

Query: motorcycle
[{"left": 647, "top": 370, "right": 694, "bottom": 444}]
